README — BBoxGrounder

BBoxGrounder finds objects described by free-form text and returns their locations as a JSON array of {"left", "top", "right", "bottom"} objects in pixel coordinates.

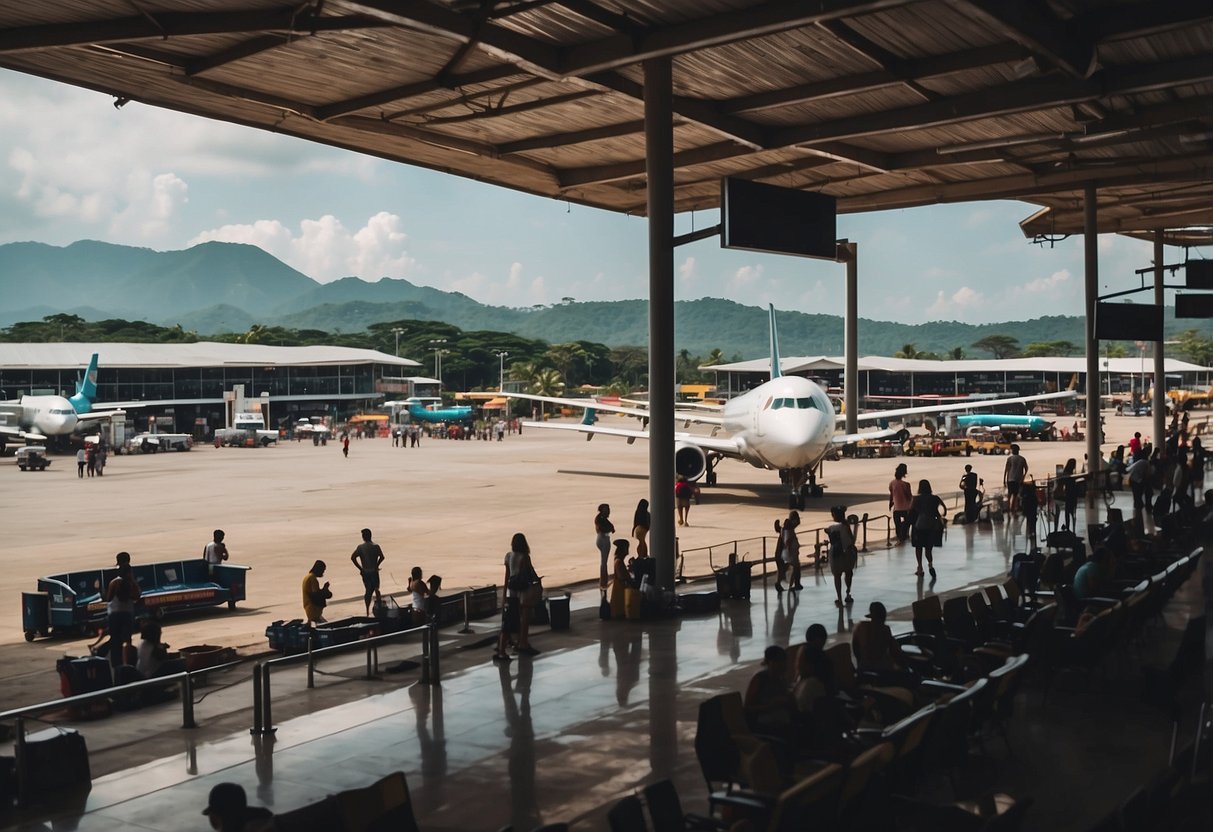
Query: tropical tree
[
  {"left": 545, "top": 342, "right": 591, "bottom": 386},
  {"left": 1022, "top": 340, "right": 1078, "bottom": 357},
  {"left": 704, "top": 348, "right": 725, "bottom": 366},
  {"left": 608, "top": 346, "right": 648, "bottom": 389},
  {"left": 894, "top": 343, "right": 921, "bottom": 359},
  {"left": 972, "top": 335, "right": 1020, "bottom": 359},
  {"left": 949, "top": 347, "right": 965, "bottom": 360},
  {"left": 1175, "top": 329, "right": 1213, "bottom": 366}
]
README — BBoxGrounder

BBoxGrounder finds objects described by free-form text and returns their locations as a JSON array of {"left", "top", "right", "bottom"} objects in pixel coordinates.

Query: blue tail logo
[
  {"left": 68, "top": 353, "right": 99, "bottom": 415},
  {"left": 768, "top": 304, "right": 783, "bottom": 380}
]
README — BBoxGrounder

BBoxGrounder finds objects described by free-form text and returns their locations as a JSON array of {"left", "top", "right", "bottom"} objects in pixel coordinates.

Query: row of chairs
[
  {"left": 692, "top": 651, "right": 1033, "bottom": 830},
  {"left": 272, "top": 771, "right": 419, "bottom": 831}
]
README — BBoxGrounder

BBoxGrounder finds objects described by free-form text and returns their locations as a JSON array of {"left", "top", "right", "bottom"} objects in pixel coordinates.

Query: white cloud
[
  {"left": 1018, "top": 268, "right": 1071, "bottom": 294},
  {"left": 965, "top": 207, "right": 994, "bottom": 228},
  {"left": 189, "top": 212, "right": 415, "bottom": 281},
  {"left": 926, "top": 286, "right": 985, "bottom": 318},
  {"left": 730, "top": 264, "right": 764, "bottom": 291},
  {"left": 446, "top": 261, "right": 552, "bottom": 306},
  {"left": 678, "top": 256, "right": 697, "bottom": 289}
]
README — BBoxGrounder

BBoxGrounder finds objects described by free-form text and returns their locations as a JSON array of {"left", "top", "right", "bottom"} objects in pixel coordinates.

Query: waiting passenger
[
  {"left": 135, "top": 621, "right": 186, "bottom": 678},
  {"left": 302, "top": 560, "right": 332, "bottom": 625},
  {"left": 202, "top": 782, "right": 273, "bottom": 831},
  {"left": 852, "top": 602, "right": 918, "bottom": 688},
  {"left": 744, "top": 645, "right": 796, "bottom": 732}
]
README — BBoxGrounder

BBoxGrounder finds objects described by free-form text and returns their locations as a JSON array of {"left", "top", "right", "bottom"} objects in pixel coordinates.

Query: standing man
[
  {"left": 888, "top": 463, "right": 912, "bottom": 542},
  {"left": 351, "top": 528, "right": 385, "bottom": 616},
  {"left": 76, "top": 447, "right": 86, "bottom": 478},
  {"left": 959, "top": 464, "right": 981, "bottom": 523},
  {"left": 203, "top": 529, "right": 230, "bottom": 577},
  {"left": 1003, "top": 444, "right": 1029, "bottom": 515},
  {"left": 342, "top": 434, "right": 350, "bottom": 458}
]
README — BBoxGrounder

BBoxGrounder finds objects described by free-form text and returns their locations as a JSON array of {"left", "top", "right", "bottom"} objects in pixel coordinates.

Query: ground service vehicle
[{"left": 16, "top": 446, "right": 50, "bottom": 471}]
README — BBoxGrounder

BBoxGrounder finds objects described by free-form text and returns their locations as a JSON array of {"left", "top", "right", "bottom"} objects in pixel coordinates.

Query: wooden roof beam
[
  {"left": 720, "top": 42, "right": 1028, "bottom": 113},
  {"left": 498, "top": 119, "right": 648, "bottom": 154},
  {"left": 420, "top": 89, "right": 600, "bottom": 126},
  {"left": 555, "top": 0, "right": 644, "bottom": 35},
  {"left": 1084, "top": 0, "right": 1213, "bottom": 43},
  {"left": 184, "top": 35, "right": 292, "bottom": 76},
  {"left": 557, "top": 0, "right": 922, "bottom": 77},
  {"left": 956, "top": 0, "right": 1097, "bottom": 79},
  {"left": 558, "top": 141, "right": 750, "bottom": 188},
  {"left": 314, "top": 65, "right": 523, "bottom": 120},
  {"left": 816, "top": 20, "right": 936, "bottom": 102},
  {"left": 0, "top": 10, "right": 384, "bottom": 53},
  {"left": 773, "top": 55, "right": 1213, "bottom": 148},
  {"left": 344, "top": 0, "right": 560, "bottom": 78},
  {"left": 383, "top": 77, "right": 548, "bottom": 119}
]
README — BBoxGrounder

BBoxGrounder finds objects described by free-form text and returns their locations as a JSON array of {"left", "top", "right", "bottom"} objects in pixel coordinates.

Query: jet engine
[{"left": 674, "top": 442, "right": 707, "bottom": 481}]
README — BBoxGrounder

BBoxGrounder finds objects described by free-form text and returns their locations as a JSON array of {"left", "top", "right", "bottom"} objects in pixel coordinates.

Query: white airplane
[
  {"left": 0, "top": 353, "right": 125, "bottom": 451},
  {"left": 509, "top": 305, "right": 1075, "bottom": 507}
]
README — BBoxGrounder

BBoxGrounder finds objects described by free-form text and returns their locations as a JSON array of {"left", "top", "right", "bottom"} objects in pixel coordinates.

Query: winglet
[
  {"left": 68, "top": 353, "right": 99, "bottom": 414},
  {"left": 768, "top": 304, "right": 782, "bottom": 379}
]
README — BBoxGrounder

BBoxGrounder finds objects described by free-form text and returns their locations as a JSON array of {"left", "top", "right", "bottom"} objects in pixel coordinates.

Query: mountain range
[{"left": 2, "top": 239, "right": 1208, "bottom": 358}]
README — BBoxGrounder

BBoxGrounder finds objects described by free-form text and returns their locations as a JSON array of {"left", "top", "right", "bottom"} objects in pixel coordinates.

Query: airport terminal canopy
[{"left": 1, "top": 1, "right": 1210, "bottom": 236}]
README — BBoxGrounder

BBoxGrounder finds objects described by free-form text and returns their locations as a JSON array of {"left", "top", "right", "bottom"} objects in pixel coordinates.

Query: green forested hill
[{"left": 2, "top": 239, "right": 1211, "bottom": 359}]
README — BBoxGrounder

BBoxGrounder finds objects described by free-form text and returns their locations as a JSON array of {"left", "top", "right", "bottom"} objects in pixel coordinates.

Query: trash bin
[
  {"left": 530, "top": 598, "right": 550, "bottom": 626},
  {"left": 547, "top": 592, "right": 571, "bottom": 630},
  {"left": 22, "top": 591, "right": 49, "bottom": 641},
  {"left": 714, "top": 561, "right": 753, "bottom": 600}
]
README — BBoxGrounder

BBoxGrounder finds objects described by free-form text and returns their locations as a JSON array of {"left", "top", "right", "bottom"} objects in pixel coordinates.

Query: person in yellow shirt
[{"left": 302, "top": 560, "right": 332, "bottom": 624}]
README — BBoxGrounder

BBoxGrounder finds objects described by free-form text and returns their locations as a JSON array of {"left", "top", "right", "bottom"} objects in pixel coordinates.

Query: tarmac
[{"left": 0, "top": 409, "right": 1199, "bottom": 831}]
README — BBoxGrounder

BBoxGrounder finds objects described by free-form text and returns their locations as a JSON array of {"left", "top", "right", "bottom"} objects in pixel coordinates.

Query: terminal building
[
  {"left": 0, "top": 343, "right": 425, "bottom": 435},
  {"left": 705, "top": 355, "right": 1213, "bottom": 403}
]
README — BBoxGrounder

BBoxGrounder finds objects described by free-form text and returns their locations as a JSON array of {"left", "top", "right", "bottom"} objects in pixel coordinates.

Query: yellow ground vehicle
[
  {"left": 903, "top": 436, "right": 969, "bottom": 457},
  {"left": 966, "top": 428, "right": 1012, "bottom": 455}
]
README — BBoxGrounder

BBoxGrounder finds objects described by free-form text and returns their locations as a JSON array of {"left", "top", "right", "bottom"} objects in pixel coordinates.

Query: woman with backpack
[
  {"left": 910, "top": 480, "right": 946, "bottom": 578},
  {"left": 495, "top": 533, "right": 539, "bottom": 661}
]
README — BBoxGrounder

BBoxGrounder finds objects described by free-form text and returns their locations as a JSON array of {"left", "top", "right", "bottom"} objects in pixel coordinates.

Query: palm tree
[
  {"left": 894, "top": 343, "right": 921, "bottom": 359},
  {"left": 530, "top": 368, "right": 565, "bottom": 417},
  {"left": 704, "top": 348, "right": 725, "bottom": 366}
]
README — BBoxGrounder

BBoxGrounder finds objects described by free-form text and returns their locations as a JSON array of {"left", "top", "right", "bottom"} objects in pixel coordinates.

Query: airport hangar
[
  {"left": 2, "top": 0, "right": 1211, "bottom": 590},
  {"left": 0, "top": 342, "right": 424, "bottom": 435},
  {"left": 706, "top": 355, "right": 1213, "bottom": 400}
]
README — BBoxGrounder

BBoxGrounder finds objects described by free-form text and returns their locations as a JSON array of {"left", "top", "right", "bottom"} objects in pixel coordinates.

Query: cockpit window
[{"left": 796, "top": 397, "right": 816, "bottom": 410}]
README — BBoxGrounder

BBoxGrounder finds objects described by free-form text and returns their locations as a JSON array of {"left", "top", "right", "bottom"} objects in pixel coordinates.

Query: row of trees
[
  {"left": 893, "top": 332, "right": 1213, "bottom": 362},
  {"left": 0, "top": 314, "right": 741, "bottom": 395}
]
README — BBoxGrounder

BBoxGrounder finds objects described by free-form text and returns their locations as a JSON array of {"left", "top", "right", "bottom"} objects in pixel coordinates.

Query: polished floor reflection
[{"left": 7, "top": 497, "right": 1199, "bottom": 831}]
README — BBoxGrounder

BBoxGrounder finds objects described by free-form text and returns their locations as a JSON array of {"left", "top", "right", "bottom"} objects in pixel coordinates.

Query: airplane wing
[
  {"left": 830, "top": 427, "right": 903, "bottom": 445},
  {"left": 520, "top": 420, "right": 745, "bottom": 459},
  {"left": 0, "top": 424, "right": 48, "bottom": 443},
  {"left": 507, "top": 391, "right": 724, "bottom": 427},
  {"left": 841, "top": 391, "right": 1076, "bottom": 424},
  {"left": 75, "top": 409, "right": 126, "bottom": 425}
]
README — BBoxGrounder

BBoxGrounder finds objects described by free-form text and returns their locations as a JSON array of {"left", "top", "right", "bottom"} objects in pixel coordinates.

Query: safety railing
[
  {"left": 251, "top": 622, "right": 437, "bottom": 736},
  {"left": 0, "top": 659, "right": 244, "bottom": 805}
]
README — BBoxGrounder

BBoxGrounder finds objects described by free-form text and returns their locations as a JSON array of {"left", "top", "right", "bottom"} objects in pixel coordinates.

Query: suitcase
[
  {"left": 1010, "top": 552, "right": 1042, "bottom": 599},
  {"left": 56, "top": 656, "right": 113, "bottom": 697},
  {"left": 530, "top": 598, "right": 550, "bottom": 626},
  {"left": 678, "top": 591, "right": 720, "bottom": 614}
]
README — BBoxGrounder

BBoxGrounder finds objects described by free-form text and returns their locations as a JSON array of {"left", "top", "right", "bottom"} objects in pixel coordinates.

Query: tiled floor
[{"left": 6, "top": 497, "right": 1207, "bottom": 831}]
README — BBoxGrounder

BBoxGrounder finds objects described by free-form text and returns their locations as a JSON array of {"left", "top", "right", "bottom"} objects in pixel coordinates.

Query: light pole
[
  {"left": 428, "top": 339, "right": 448, "bottom": 384},
  {"left": 391, "top": 327, "right": 405, "bottom": 357},
  {"left": 494, "top": 350, "right": 509, "bottom": 391}
]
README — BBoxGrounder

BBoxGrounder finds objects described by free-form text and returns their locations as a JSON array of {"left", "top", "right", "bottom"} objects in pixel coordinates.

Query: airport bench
[{"left": 21, "top": 560, "right": 250, "bottom": 641}]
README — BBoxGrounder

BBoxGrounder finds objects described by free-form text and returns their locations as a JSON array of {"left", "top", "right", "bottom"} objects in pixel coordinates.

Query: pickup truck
[
  {"left": 215, "top": 412, "right": 278, "bottom": 447},
  {"left": 903, "top": 436, "right": 970, "bottom": 457}
]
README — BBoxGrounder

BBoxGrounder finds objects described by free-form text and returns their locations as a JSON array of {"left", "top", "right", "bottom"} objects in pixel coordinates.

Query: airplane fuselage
[
  {"left": 19, "top": 395, "right": 83, "bottom": 437},
  {"left": 721, "top": 376, "right": 835, "bottom": 471},
  {"left": 406, "top": 404, "right": 474, "bottom": 424},
  {"left": 955, "top": 413, "right": 1052, "bottom": 434}
]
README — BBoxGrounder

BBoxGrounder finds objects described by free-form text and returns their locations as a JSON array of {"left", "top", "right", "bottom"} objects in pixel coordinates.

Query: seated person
[
  {"left": 795, "top": 623, "right": 837, "bottom": 700},
  {"left": 851, "top": 602, "right": 918, "bottom": 688},
  {"left": 795, "top": 624, "right": 860, "bottom": 756},
  {"left": 136, "top": 621, "right": 187, "bottom": 678},
  {"left": 407, "top": 566, "right": 429, "bottom": 625},
  {"left": 1072, "top": 547, "right": 1112, "bottom": 603},
  {"left": 425, "top": 574, "right": 442, "bottom": 620},
  {"left": 744, "top": 645, "right": 796, "bottom": 733}
]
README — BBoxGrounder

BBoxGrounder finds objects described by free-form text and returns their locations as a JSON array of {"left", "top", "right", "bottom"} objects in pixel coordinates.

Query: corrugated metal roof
[
  {"left": 0, "top": 1, "right": 1208, "bottom": 236},
  {"left": 706, "top": 355, "right": 1212, "bottom": 374},
  {"left": 0, "top": 342, "right": 420, "bottom": 370}
]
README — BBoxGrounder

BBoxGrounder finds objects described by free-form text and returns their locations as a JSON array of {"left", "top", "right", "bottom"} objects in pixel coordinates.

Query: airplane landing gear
[
  {"left": 783, "top": 466, "right": 823, "bottom": 510},
  {"left": 705, "top": 454, "right": 719, "bottom": 487}
]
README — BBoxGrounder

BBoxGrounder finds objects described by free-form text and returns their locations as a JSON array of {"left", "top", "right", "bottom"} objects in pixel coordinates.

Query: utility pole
[{"left": 494, "top": 351, "right": 509, "bottom": 391}]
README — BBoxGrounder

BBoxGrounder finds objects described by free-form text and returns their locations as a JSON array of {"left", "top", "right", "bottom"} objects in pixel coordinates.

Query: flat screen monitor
[
  {"left": 1186, "top": 260, "right": 1213, "bottom": 289},
  {"left": 1176, "top": 293, "right": 1213, "bottom": 318},
  {"left": 720, "top": 178, "right": 837, "bottom": 259},
  {"left": 1095, "top": 302, "right": 1162, "bottom": 342}
]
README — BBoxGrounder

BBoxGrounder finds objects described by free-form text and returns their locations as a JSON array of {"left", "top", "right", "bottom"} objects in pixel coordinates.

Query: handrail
[
  {"left": 253, "top": 622, "right": 435, "bottom": 736},
  {"left": 0, "top": 658, "right": 244, "bottom": 804}
]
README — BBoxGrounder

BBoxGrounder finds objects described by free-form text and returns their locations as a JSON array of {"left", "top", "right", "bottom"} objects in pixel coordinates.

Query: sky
[{"left": 1, "top": 69, "right": 1204, "bottom": 326}]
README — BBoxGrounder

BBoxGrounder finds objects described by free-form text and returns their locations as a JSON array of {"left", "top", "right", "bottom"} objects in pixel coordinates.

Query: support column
[
  {"left": 645, "top": 57, "right": 676, "bottom": 590},
  {"left": 1153, "top": 231, "right": 1167, "bottom": 450},
  {"left": 1084, "top": 183, "right": 1102, "bottom": 504},
  {"left": 841, "top": 242, "right": 859, "bottom": 435}
]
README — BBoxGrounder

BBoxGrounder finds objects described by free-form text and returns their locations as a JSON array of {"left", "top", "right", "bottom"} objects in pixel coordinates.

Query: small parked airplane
[
  {"left": 954, "top": 412, "right": 1055, "bottom": 436},
  {"left": 0, "top": 353, "right": 125, "bottom": 451},
  {"left": 384, "top": 398, "right": 474, "bottom": 424},
  {"left": 509, "top": 305, "right": 1074, "bottom": 507}
]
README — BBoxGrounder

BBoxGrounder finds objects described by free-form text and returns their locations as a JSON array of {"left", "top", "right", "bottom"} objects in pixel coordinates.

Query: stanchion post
[
  {"left": 459, "top": 590, "right": 473, "bottom": 634},
  {"left": 306, "top": 631, "right": 315, "bottom": 689},
  {"left": 428, "top": 623, "right": 441, "bottom": 684},
  {"left": 419, "top": 626, "right": 431, "bottom": 685},
  {"left": 181, "top": 672, "right": 196, "bottom": 729},
  {"left": 262, "top": 664, "right": 275, "bottom": 735},
  {"left": 860, "top": 513, "right": 869, "bottom": 552},
  {"left": 251, "top": 662, "right": 263, "bottom": 735}
]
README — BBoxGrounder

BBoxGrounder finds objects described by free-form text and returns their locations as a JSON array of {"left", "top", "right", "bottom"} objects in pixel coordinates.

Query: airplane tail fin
[
  {"left": 68, "top": 353, "right": 99, "bottom": 414},
  {"left": 581, "top": 407, "right": 598, "bottom": 426},
  {"left": 768, "top": 304, "right": 783, "bottom": 379}
]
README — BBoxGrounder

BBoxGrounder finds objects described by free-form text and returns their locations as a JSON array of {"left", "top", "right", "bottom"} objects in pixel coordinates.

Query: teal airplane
[
  {"left": 385, "top": 398, "right": 474, "bottom": 424},
  {"left": 0, "top": 353, "right": 125, "bottom": 448},
  {"left": 955, "top": 413, "right": 1053, "bottom": 435}
]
